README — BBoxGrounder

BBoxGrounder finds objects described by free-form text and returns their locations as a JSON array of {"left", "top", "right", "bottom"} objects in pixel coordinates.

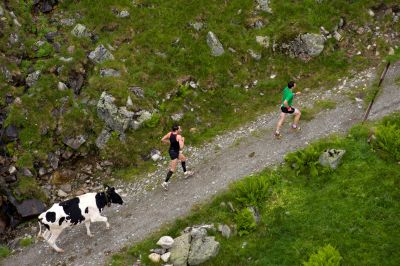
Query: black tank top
[{"left": 169, "top": 132, "right": 180, "bottom": 152}]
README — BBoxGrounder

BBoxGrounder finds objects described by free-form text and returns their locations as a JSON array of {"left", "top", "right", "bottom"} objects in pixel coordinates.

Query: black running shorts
[
  {"left": 281, "top": 106, "right": 295, "bottom": 114},
  {"left": 169, "top": 150, "right": 179, "bottom": 160}
]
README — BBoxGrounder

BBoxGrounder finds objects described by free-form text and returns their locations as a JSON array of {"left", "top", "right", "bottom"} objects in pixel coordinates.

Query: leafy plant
[
  {"left": 372, "top": 124, "right": 400, "bottom": 161},
  {"left": 12, "top": 176, "right": 47, "bottom": 201},
  {"left": 234, "top": 208, "right": 257, "bottom": 236},
  {"left": 231, "top": 174, "right": 271, "bottom": 208},
  {"left": 285, "top": 145, "right": 330, "bottom": 177},
  {"left": 303, "top": 244, "right": 342, "bottom": 266},
  {"left": 144, "top": 113, "right": 161, "bottom": 128},
  {"left": 19, "top": 237, "right": 34, "bottom": 247},
  {"left": 0, "top": 245, "right": 11, "bottom": 258}
]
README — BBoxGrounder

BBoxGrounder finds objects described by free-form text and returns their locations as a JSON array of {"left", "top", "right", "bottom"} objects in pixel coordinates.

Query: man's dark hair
[
  {"left": 171, "top": 124, "right": 180, "bottom": 131},
  {"left": 288, "top": 81, "right": 296, "bottom": 88}
]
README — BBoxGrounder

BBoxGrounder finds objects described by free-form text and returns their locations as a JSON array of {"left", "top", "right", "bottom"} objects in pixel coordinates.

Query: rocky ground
[{"left": 2, "top": 59, "right": 399, "bottom": 265}]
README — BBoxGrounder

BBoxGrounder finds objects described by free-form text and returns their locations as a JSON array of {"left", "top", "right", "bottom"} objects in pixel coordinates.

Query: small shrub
[
  {"left": 303, "top": 244, "right": 342, "bottom": 266},
  {"left": 285, "top": 145, "right": 330, "bottom": 178},
  {"left": 232, "top": 174, "right": 271, "bottom": 208},
  {"left": 19, "top": 237, "right": 33, "bottom": 247},
  {"left": 0, "top": 245, "right": 11, "bottom": 258},
  {"left": 234, "top": 208, "right": 257, "bottom": 236},
  {"left": 12, "top": 176, "right": 47, "bottom": 201},
  {"left": 144, "top": 113, "right": 161, "bottom": 128},
  {"left": 372, "top": 124, "right": 400, "bottom": 161}
]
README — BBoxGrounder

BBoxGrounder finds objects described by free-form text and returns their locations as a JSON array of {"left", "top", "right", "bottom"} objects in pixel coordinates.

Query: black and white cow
[{"left": 37, "top": 186, "right": 123, "bottom": 253}]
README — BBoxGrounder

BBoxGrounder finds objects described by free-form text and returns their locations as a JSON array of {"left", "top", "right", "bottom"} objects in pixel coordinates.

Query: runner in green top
[{"left": 274, "top": 81, "right": 302, "bottom": 139}]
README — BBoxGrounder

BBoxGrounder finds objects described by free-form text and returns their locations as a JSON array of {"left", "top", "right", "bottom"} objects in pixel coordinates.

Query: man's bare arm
[{"left": 161, "top": 132, "right": 171, "bottom": 144}]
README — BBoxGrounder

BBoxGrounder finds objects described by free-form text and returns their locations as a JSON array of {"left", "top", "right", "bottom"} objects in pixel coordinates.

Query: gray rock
[
  {"left": 97, "top": 92, "right": 134, "bottom": 133},
  {"left": 248, "top": 206, "right": 261, "bottom": 224},
  {"left": 60, "top": 18, "right": 75, "bottom": 26},
  {"left": 39, "top": 168, "right": 47, "bottom": 176},
  {"left": 60, "top": 184, "right": 72, "bottom": 193},
  {"left": 157, "top": 236, "right": 174, "bottom": 249},
  {"left": 150, "top": 248, "right": 167, "bottom": 255},
  {"left": 151, "top": 149, "right": 162, "bottom": 162},
  {"left": 71, "top": 24, "right": 91, "bottom": 38},
  {"left": 171, "top": 112, "right": 184, "bottom": 121},
  {"left": 126, "top": 96, "right": 133, "bottom": 107},
  {"left": 10, "top": 198, "right": 46, "bottom": 218},
  {"left": 117, "top": 10, "right": 130, "bottom": 18},
  {"left": 95, "top": 127, "right": 112, "bottom": 149},
  {"left": 282, "top": 33, "right": 325, "bottom": 59},
  {"left": 26, "top": 70, "right": 41, "bottom": 87},
  {"left": 130, "top": 110, "right": 152, "bottom": 130},
  {"left": 58, "top": 81, "right": 68, "bottom": 91},
  {"left": 188, "top": 236, "right": 220, "bottom": 265},
  {"left": 170, "top": 233, "right": 191, "bottom": 266},
  {"left": 1, "top": 66, "right": 12, "bottom": 82},
  {"left": 333, "top": 31, "right": 343, "bottom": 42},
  {"left": 161, "top": 252, "right": 171, "bottom": 262},
  {"left": 388, "top": 47, "right": 395, "bottom": 55},
  {"left": 88, "top": 44, "right": 114, "bottom": 64},
  {"left": 4, "top": 125, "right": 19, "bottom": 142},
  {"left": 191, "top": 22, "right": 204, "bottom": 31},
  {"left": 319, "top": 149, "right": 346, "bottom": 169},
  {"left": 255, "top": 0, "right": 272, "bottom": 13},
  {"left": 256, "top": 36, "right": 270, "bottom": 48},
  {"left": 0, "top": 5, "right": 4, "bottom": 17},
  {"left": 4, "top": 175, "right": 17, "bottom": 183},
  {"left": 206, "top": 32, "right": 224, "bottom": 56},
  {"left": 8, "top": 166, "right": 17, "bottom": 175},
  {"left": 129, "top": 86, "right": 145, "bottom": 98},
  {"left": 45, "top": 31, "right": 58, "bottom": 43},
  {"left": 58, "top": 189, "right": 68, "bottom": 197},
  {"left": 9, "top": 33, "right": 19, "bottom": 44},
  {"left": 63, "top": 135, "right": 86, "bottom": 150},
  {"left": 148, "top": 253, "right": 161, "bottom": 263},
  {"left": 100, "top": 68, "right": 121, "bottom": 77},
  {"left": 248, "top": 49, "right": 261, "bottom": 60},
  {"left": 21, "top": 168, "right": 33, "bottom": 177},
  {"left": 218, "top": 224, "right": 231, "bottom": 238},
  {"left": 190, "top": 227, "right": 208, "bottom": 240},
  {"left": 48, "top": 152, "right": 59, "bottom": 169}
]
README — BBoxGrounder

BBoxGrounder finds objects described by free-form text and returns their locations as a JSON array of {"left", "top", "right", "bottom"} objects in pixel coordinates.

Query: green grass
[
  {"left": 19, "top": 237, "right": 34, "bottom": 248},
  {"left": 109, "top": 113, "right": 400, "bottom": 266},
  {"left": 0, "top": 245, "right": 11, "bottom": 258},
  {"left": 3, "top": 0, "right": 400, "bottom": 192},
  {"left": 301, "top": 100, "right": 337, "bottom": 121}
]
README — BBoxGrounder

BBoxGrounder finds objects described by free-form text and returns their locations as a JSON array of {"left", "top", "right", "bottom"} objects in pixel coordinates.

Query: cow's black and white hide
[{"left": 37, "top": 186, "right": 123, "bottom": 253}]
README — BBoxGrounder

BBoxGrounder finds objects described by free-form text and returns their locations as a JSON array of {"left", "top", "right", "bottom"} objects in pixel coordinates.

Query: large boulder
[
  {"left": 319, "top": 149, "right": 346, "bottom": 169},
  {"left": 281, "top": 33, "right": 326, "bottom": 60},
  {"left": 206, "top": 32, "right": 224, "bottom": 56},
  {"left": 170, "top": 233, "right": 191, "bottom": 266},
  {"left": 97, "top": 92, "right": 134, "bottom": 133},
  {"left": 188, "top": 236, "right": 220, "bottom": 265},
  {"left": 130, "top": 110, "right": 152, "bottom": 130},
  {"left": 88, "top": 45, "right": 114, "bottom": 64},
  {"left": 7, "top": 197, "right": 46, "bottom": 219}
]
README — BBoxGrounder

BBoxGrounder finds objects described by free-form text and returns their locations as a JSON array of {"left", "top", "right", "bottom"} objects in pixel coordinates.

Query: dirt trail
[{"left": 3, "top": 62, "right": 400, "bottom": 266}]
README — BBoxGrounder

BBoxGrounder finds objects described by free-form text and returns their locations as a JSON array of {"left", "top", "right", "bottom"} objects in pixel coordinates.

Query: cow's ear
[{"left": 111, "top": 187, "right": 115, "bottom": 191}]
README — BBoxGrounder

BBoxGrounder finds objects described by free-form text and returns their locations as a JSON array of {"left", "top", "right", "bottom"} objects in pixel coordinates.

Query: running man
[
  {"left": 274, "top": 81, "right": 301, "bottom": 139},
  {"left": 161, "top": 125, "right": 194, "bottom": 190}
]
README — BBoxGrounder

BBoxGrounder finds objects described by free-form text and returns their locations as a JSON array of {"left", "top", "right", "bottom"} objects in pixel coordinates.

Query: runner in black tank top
[{"left": 161, "top": 125, "right": 194, "bottom": 190}]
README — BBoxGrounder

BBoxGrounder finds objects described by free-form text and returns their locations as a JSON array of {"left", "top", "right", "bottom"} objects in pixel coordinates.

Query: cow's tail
[{"left": 36, "top": 221, "right": 43, "bottom": 242}]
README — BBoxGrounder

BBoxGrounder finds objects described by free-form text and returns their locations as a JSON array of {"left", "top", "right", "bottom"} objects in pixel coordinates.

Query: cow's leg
[
  {"left": 43, "top": 229, "right": 51, "bottom": 241},
  {"left": 46, "top": 228, "right": 64, "bottom": 253},
  {"left": 85, "top": 220, "right": 93, "bottom": 237},
  {"left": 91, "top": 215, "right": 110, "bottom": 229}
]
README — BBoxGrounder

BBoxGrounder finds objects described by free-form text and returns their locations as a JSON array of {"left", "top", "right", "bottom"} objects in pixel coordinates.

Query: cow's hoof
[
  {"left": 56, "top": 248, "right": 64, "bottom": 253},
  {"left": 88, "top": 233, "right": 94, "bottom": 238}
]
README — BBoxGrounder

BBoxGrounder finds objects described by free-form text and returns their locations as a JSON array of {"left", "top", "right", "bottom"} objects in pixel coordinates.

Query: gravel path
[{"left": 3, "top": 62, "right": 400, "bottom": 266}]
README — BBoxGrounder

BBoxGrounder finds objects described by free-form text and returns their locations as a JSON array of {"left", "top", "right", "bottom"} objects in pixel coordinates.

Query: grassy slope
[
  {"left": 2, "top": 1, "right": 399, "bottom": 182},
  {"left": 110, "top": 113, "right": 400, "bottom": 266}
]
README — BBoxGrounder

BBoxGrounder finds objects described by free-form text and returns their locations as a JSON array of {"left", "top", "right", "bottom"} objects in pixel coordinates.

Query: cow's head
[{"left": 105, "top": 186, "right": 123, "bottom": 205}]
